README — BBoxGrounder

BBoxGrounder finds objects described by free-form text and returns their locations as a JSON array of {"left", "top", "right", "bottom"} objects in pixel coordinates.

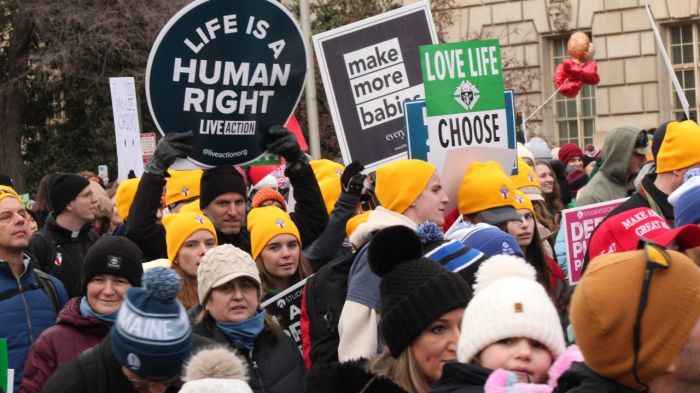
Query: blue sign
[
  {"left": 404, "top": 90, "right": 517, "bottom": 161},
  {"left": 146, "top": 0, "right": 307, "bottom": 167}
]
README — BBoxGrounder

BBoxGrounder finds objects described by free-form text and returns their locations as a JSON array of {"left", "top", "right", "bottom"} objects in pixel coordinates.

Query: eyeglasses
[
  {"left": 123, "top": 368, "right": 180, "bottom": 389},
  {"left": 632, "top": 239, "right": 671, "bottom": 389}
]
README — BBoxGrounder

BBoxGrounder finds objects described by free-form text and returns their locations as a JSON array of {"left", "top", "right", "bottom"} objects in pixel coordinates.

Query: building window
[
  {"left": 552, "top": 37, "right": 595, "bottom": 146},
  {"left": 670, "top": 24, "right": 698, "bottom": 121}
]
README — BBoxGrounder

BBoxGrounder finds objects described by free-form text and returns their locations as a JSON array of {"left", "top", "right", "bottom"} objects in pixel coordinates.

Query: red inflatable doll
[{"left": 554, "top": 32, "right": 600, "bottom": 97}]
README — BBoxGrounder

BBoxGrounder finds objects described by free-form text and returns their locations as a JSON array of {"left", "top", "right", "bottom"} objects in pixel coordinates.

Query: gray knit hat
[
  {"left": 197, "top": 244, "right": 261, "bottom": 304},
  {"left": 525, "top": 137, "right": 553, "bottom": 160}
]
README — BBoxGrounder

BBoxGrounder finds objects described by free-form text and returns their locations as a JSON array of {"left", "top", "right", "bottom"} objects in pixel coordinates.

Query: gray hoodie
[{"left": 575, "top": 124, "right": 643, "bottom": 206}]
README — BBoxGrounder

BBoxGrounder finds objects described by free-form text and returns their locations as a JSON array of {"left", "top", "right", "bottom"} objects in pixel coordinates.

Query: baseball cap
[{"left": 588, "top": 207, "right": 700, "bottom": 259}]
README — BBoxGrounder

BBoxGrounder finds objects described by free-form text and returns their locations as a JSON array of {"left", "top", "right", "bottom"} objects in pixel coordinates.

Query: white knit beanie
[
  {"left": 180, "top": 346, "right": 253, "bottom": 393},
  {"left": 457, "top": 255, "right": 565, "bottom": 363}
]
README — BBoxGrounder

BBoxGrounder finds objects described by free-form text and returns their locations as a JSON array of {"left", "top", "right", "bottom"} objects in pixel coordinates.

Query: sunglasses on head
[
  {"left": 631, "top": 239, "right": 671, "bottom": 389},
  {"left": 636, "top": 131, "right": 649, "bottom": 149}
]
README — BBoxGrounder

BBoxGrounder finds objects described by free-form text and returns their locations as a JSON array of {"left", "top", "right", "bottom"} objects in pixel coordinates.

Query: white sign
[{"left": 109, "top": 77, "right": 144, "bottom": 180}]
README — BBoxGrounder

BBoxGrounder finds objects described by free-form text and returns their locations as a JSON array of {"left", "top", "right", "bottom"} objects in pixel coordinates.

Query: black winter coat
[
  {"left": 428, "top": 362, "right": 490, "bottom": 393},
  {"left": 193, "top": 315, "right": 305, "bottom": 393},
  {"left": 28, "top": 215, "right": 98, "bottom": 297},
  {"left": 553, "top": 362, "right": 639, "bottom": 393},
  {"left": 306, "top": 359, "right": 406, "bottom": 393},
  {"left": 40, "top": 336, "right": 177, "bottom": 393},
  {"left": 41, "top": 333, "right": 214, "bottom": 393}
]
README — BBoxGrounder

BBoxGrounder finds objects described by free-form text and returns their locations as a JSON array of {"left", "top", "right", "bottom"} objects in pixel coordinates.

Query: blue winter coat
[{"left": 0, "top": 255, "right": 68, "bottom": 392}]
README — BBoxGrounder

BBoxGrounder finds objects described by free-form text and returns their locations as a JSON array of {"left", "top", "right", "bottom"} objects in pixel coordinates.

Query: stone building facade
[{"left": 398, "top": 0, "right": 700, "bottom": 147}]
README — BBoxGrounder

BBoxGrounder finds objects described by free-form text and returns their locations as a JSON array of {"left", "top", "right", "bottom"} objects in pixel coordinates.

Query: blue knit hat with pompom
[{"left": 111, "top": 267, "right": 193, "bottom": 377}]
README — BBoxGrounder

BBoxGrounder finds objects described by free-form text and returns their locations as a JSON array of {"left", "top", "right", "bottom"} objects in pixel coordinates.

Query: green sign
[
  {"left": 0, "top": 339, "right": 7, "bottom": 393},
  {"left": 420, "top": 39, "right": 504, "bottom": 117}
]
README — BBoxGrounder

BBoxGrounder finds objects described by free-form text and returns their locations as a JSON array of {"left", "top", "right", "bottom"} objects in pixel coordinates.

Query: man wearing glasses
[
  {"left": 557, "top": 242, "right": 700, "bottom": 392},
  {"left": 575, "top": 124, "right": 650, "bottom": 207}
]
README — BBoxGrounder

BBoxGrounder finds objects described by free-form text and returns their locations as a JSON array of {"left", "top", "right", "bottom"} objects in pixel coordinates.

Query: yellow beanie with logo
[
  {"left": 458, "top": 161, "right": 517, "bottom": 215},
  {"left": 115, "top": 178, "right": 140, "bottom": 221},
  {"left": 165, "top": 169, "right": 203, "bottom": 207},
  {"left": 163, "top": 212, "right": 217, "bottom": 263},
  {"left": 513, "top": 190, "right": 534, "bottom": 214},
  {"left": 656, "top": 120, "right": 700, "bottom": 173},
  {"left": 375, "top": 160, "right": 436, "bottom": 214},
  {"left": 311, "top": 159, "right": 344, "bottom": 215},
  {"left": 247, "top": 206, "right": 301, "bottom": 261},
  {"left": 0, "top": 185, "right": 22, "bottom": 205}
]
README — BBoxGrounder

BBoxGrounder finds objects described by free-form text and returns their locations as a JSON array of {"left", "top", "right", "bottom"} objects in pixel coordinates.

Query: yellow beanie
[
  {"left": 656, "top": 120, "right": 700, "bottom": 173},
  {"left": 0, "top": 185, "right": 22, "bottom": 205},
  {"left": 375, "top": 160, "right": 436, "bottom": 214},
  {"left": 311, "top": 159, "right": 344, "bottom": 215},
  {"left": 247, "top": 206, "right": 301, "bottom": 261},
  {"left": 165, "top": 169, "right": 203, "bottom": 207},
  {"left": 572, "top": 249, "right": 700, "bottom": 389},
  {"left": 163, "top": 212, "right": 217, "bottom": 262},
  {"left": 510, "top": 157, "right": 544, "bottom": 202},
  {"left": 115, "top": 178, "right": 140, "bottom": 221},
  {"left": 458, "top": 161, "right": 517, "bottom": 215},
  {"left": 510, "top": 157, "right": 541, "bottom": 190},
  {"left": 346, "top": 211, "right": 371, "bottom": 239},
  {"left": 513, "top": 190, "right": 534, "bottom": 214},
  {"left": 178, "top": 199, "right": 202, "bottom": 214}
]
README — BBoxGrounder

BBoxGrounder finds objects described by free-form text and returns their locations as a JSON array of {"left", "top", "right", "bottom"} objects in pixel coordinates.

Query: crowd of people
[{"left": 2, "top": 119, "right": 700, "bottom": 393}]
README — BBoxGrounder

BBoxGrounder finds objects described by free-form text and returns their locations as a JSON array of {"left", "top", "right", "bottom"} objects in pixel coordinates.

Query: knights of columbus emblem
[{"left": 453, "top": 80, "right": 480, "bottom": 111}]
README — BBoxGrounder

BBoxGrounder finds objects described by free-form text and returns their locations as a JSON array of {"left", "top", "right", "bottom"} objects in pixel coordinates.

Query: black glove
[
  {"left": 267, "top": 125, "right": 305, "bottom": 164},
  {"left": 144, "top": 131, "right": 193, "bottom": 176},
  {"left": 341, "top": 161, "right": 366, "bottom": 195}
]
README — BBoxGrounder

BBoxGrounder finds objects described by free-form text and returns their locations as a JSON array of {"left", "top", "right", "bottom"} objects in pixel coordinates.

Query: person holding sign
[
  {"left": 338, "top": 159, "right": 449, "bottom": 362},
  {"left": 194, "top": 244, "right": 305, "bottom": 393},
  {"left": 247, "top": 206, "right": 312, "bottom": 301}
]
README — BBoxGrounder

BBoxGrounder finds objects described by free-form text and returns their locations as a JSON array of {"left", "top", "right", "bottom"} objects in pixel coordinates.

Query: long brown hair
[
  {"left": 369, "top": 348, "right": 429, "bottom": 393},
  {"left": 535, "top": 160, "right": 563, "bottom": 228},
  {"left": 255, "top": 251, "right": 312, "bottom": 297},
  {"left": 172, "top": 263, "right": 199, "bottom": 310}
]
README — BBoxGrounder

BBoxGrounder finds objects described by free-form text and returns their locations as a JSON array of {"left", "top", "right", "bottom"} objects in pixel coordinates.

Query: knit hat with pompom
[
  {"left": 180, "top": 346, "right": 253, "bottom": 393},
  {"left": 369, "top": 225, "right": 471, "bottom": 357},
  {"left": 457, "top": 255, "right": 565, "bottom": 363},
  {"left": 111, "top": 267, "right": 193, "bottom": 377}
]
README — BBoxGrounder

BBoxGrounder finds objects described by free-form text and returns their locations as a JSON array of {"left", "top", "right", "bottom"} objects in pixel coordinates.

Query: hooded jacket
[
  {"left": 575, "top": 125, "right": 644, "bottom": 206},
  {"left": 21, "top": 297, "right": 110, "bottom": 393},
  {"left": 428, "top": 362, "right": 490, "bottom": 393}
]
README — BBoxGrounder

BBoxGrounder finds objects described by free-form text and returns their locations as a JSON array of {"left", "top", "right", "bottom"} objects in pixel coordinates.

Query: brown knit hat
[{"left": 571, "top": 249, "right": 700, "bottom": 389}]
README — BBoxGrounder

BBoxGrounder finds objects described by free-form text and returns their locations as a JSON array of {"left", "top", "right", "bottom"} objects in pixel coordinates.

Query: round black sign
[{"left": 146, "top": 0, "right": 307, "bottom": 167}]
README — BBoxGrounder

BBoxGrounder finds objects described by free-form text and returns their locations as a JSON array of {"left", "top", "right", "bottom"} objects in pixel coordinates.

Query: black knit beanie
[
  {"left": 0, "top": 171, "right": 14, "bottom": 188},
  {"left": 48, "top": 173, "right": 90, "bottom": 214},
  {"left": 81, "top": 236, "right": 144, "bottom": 295},
  {"left": 369, "top": 226, "right": 471, "bottom": 357},
  {"left": 199, "top": 166, "right": 247, "bottom": 209}
]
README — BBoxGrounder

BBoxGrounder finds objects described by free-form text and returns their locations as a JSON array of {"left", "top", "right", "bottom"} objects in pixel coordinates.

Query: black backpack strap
[
  {"left": 33, "top": 269, "right": 61, "bottom": 314},
  {"left": 33, "top": 230, "right": 58, "bottom": 273}
]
